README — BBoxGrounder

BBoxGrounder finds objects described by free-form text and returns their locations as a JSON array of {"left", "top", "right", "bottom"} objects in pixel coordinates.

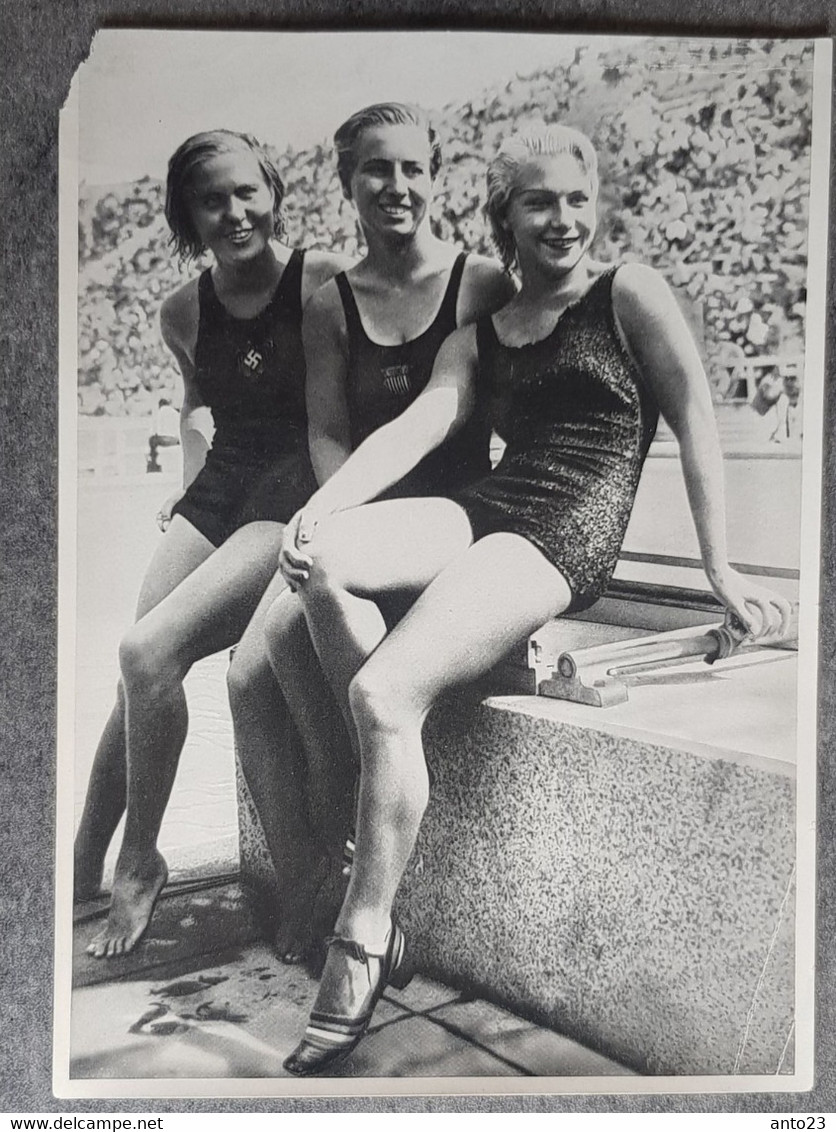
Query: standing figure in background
[
  {"left": 146, "top": 397, "right": 181, "bottom": 473},
  {"left": 75, "top": 129, "right": 351, "bottom": 959},
  {"left": 770, "top": 370, "right": 803, "bottom": 443}
]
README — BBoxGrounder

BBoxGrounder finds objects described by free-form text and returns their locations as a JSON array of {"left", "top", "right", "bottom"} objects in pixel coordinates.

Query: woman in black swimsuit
[
  {"left": 275, "top": 124, "right": 793, "bottom": 1074},
  {"left": 250, "top": 103, "right": 512, "bottom": 963},
  {"left": 76, "top": 130, "right": 351, "bottom": 958}
]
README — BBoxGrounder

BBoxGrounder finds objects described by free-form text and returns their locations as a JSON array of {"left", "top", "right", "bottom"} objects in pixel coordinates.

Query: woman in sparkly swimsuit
[
  {"left": 273, "top": 124, "right": 793, "bottom": 1075},
  {"left": 244, "top": 103, "right": 512, "bottom": 964},
  {"left": 75, "top": 130, "right": 351, "bottom": 958}
]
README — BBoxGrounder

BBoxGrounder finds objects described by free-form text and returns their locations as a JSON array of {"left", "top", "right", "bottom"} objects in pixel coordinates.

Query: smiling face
[
  {"left": 504, "top": 153, "right": 597, "bottom": 279},
  {"left": 346, "top": 123, "right": 434, "bottom": 241},
  {"left": 187, "top": 150, "right": 276, "bottom": 266}
]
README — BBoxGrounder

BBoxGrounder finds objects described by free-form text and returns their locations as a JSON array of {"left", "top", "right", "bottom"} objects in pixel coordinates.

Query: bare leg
[
  {"left": 296, "top": 498, "right": 474, "bottom": 728},
  {"left": 74, "top": 517, "right": 217, "bottom": 901},
  {"left": 263, "top": 591, "right": 357, "bottom": 849},
  {"left": 228, "top": 574, "right": 352, "bottom": 961},
  {"left": 342, "top": 533, "right": 571, "bottom": 943},
  {"left": 87, "top": 519, "right": 286, "bottom": 958},
  {"left": 73, "top": 691, "right": 128, "bottom": 902},
  {"left": 289, "top": 524, "right": 572, "bottom": 1066},
  {"left": 262, "top": 591, "right": 359, "bottom": 957}
]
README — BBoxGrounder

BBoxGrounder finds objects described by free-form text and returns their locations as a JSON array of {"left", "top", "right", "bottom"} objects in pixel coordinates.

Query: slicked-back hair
[
  {"left": 486, "top": 125, "right": 599, "bottom": 273},
  {"left": 165, "top": 129, "right": 286, "bottom": 262},
  {"left": 333, "top": 103, "right": 442, "bottom": 197}
]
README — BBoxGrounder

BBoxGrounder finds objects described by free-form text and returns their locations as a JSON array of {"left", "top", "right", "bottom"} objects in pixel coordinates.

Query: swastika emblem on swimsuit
[
  {"left": 241, "top": 348, "right": 263, "bottom": 375},
  {"left": 383, "top": 365, "right": 411, "bottom": 396}
]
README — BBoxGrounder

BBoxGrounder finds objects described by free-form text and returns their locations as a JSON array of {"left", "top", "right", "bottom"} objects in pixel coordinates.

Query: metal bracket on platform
[{"left": 534, "top": 611, "right": 797, "bottom": 708}]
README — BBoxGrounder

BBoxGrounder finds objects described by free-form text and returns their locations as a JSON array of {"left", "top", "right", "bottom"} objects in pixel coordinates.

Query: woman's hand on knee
[{"left": 279, "top": 510, "right": 317, "bottom": 591}]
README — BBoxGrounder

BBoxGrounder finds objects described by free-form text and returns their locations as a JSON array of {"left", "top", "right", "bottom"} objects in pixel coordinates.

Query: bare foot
[
  {"left": 274, "top": 856, "right": 344, "bottom": 966},
  {"left": 86, "top": 850, "right": 168, "bottom": 959},
  {"left": 275, "top": 918, "right": 312, "bottom": 966}
]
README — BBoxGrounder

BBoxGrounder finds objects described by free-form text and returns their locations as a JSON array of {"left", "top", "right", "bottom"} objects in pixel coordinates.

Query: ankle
[
  {"left": 333, "top": 912, "right": 393, "bottom": 952},
  {"left": 114, "top": 846, "right": 165, "bottom": 879}
]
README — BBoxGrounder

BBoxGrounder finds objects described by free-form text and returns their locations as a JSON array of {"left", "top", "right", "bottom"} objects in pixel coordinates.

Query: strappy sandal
[{"left": 282, "top": 924, "right": 411, "bottom": 1076}]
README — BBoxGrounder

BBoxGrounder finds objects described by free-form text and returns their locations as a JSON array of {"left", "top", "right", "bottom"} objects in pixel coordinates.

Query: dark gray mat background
[{"left": 1, "top": 0, "right": 833, "bottom": 1113}]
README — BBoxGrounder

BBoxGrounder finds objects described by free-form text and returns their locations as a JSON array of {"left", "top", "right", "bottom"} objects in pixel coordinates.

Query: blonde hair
[{"left": 486, "top": 125, "right": 598, "bottom": 272}]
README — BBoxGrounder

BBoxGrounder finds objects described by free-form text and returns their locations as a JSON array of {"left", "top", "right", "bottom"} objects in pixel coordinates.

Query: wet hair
[
  {"left": 486, "top": 125, "right": 599, "bottom": 272},
  {"left": 165, "top": 130, "right": 286, "bottom": 262},
  {"left": 333, "top": 103, "right": 442, "bottom": 197}
]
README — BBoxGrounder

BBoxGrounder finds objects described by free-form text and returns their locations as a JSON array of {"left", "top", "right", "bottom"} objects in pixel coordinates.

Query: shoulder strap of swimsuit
[
  {"left": 195, "top": 269, "right": 223, "bottom": 345},
  {"left": 434, "top": 251, "right": 468, "bottom": 332},
  {"left": 474, "top": 313, "right": 499, "bottom": 380},
  {"left": 197, "top": 268, "right": 219, "bottom": 312},
  {"left": 273, "top": 247, "right": 305, "bottom": 315},
  {"left": 591, "top": 264, "right": 619, "bottom": 308},
  {"left": 592, "top": 265, "right": 623, "bottom": 333},
  {"left": 334, "top": 271, "right": 365, "bottom": 343}
]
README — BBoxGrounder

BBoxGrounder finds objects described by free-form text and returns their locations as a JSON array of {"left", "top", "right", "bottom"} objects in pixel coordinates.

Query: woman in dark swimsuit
[
  {"left": 250, "top": 103, "right": 513, "bottom": 963},
  {"left": 275, "top": 124, "right": 793, "bottom": 1074},
  {"left": 76, "top": 129, "right": 351, "bottom": 958}
]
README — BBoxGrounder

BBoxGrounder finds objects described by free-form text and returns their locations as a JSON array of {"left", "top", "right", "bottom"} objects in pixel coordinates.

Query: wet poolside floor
[{"left": 70, "top": 880, "right": 635, "bottom": 1086}]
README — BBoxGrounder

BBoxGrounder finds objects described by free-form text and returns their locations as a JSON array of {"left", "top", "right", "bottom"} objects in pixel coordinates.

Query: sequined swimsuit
[
  {"left": 456, "top": 267, "right": 659, "bottom": 612},
  {"left": 172, "top": 249, "right": 317, "bottom": 546}
]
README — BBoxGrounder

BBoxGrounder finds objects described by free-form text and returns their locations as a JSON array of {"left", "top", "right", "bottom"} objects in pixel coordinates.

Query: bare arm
[
  {"left": 280, "top": 326, "right": 479, "bottom": 582},
  {"left": 300, "top": 248, "right": 357, "bottom": 307},
  {"left": 307, "top": 325, "right": 478, "bottom": 518},
  {"left": 457, "top": 255, "right": 517, "bottom": 325},
  {"left": 303, "top": 285, "right": 354, "bottom": 486},
  {"left": 614, "top": 263, "right": 790, "bottom": 640},
  {"left": 160, "top": 288, "right": 211, "bottom": 489}
]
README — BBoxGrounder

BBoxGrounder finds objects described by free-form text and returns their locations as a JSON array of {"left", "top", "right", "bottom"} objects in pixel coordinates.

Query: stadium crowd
[{"left": 77, "top": 39, "right": 811, "bottom": 417}]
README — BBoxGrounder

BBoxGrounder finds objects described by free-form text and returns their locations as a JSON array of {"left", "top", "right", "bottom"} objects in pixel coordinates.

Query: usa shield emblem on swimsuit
[{"left": 382, "top": 364, "right": 411, "bottom": 396}]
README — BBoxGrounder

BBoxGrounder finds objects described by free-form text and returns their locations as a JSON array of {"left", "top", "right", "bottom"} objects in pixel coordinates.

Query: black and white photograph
[{"left": 55, "top": 29, "right": 830, "bottom": 1098}]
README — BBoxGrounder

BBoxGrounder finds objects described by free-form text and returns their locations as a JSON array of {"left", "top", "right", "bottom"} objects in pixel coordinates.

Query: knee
[
  {"left": 226, "top": 643, "right": 272, "bottom": 711},
  {"left": 348, "top": 664, "right": 417, "bottom": 741},
  {"left": 349, "top": 666, "right": 430, "bottom": 818},
  {"left": 118, "top": 624, "right": 181, "bottom": 693},
  {"left": 263, "top": 594, "right": 307, "bottom": 678}
]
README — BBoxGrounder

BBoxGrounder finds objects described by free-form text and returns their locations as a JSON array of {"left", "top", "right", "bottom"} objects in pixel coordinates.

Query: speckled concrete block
[
  {"left": 237, "top": 693, "right": 795, "bottom": 1077},
  {"left": 393, "top": 695, "right": 796, "bottom": 1077}
]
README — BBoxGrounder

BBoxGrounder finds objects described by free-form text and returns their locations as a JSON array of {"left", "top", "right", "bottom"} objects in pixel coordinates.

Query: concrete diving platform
[{"left": 237, "top": 641, "right": 797, "bottom": 1077}]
